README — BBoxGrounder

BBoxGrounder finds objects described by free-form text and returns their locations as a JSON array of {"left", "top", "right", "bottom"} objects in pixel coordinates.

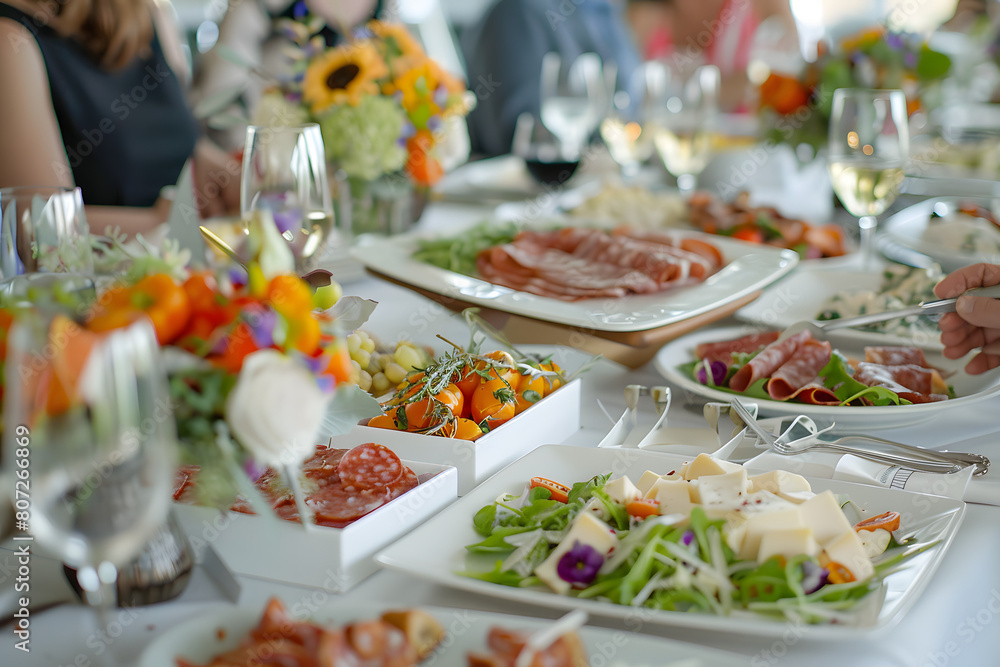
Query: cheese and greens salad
[
  {"left": 816, "top": 265, "right": 943, "bottom": 338},
  {"left": 464, "top": 455, "right": 932, "bottom": 624}
]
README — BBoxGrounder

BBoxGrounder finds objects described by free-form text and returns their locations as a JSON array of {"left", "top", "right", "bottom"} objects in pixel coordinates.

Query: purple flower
[
  {"left": 244, "top": 457, "right": 268, "bottom": 483},
  {"left": 681, "top": 530, "right": 695, "bottom": 547},
  {"left": 292, "top": 1, "right": 308, "bottom": 20},
  {"left": 315, "top": 375, "right": 335, "bottom": 393},
  {"left": 905, "top": 52, "right": 917, "bottom": 69},
  {"left": 244, "top": 305, "right": 277, "bottom": 348},
  {"left": 886, "top": 33, "right": 904, "bottom": 50},
  {"left": 229, "top": 267, "right": 248, "bottom": 286},
  {"left": 801, "top": 560, "right": 829, "bottom": 594},
  {"left": 556, "top": 541, "right": 604, "bottom": 586},
  {"left": 272, "top": 208, "right": 304, "bottom": 235},
  {"left": 400, "top": 121, "right": 416, "bottom": 139},
  {"left": 696, "top": 360, "right": 728, "bottom": 386},
  {"left": 433, "top": 85, "right": 448, "bottom": 106},
  {"left": 353, "top": 25, "right": 374, "bottom": 41},
  {"left": 427, "top": 116, "right": 442, "bottom": 133}
]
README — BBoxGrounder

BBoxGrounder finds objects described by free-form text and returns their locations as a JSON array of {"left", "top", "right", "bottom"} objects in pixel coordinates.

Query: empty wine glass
[
  {"left": 241, "top": 123, "right": 334, "bottom": 272},
  {"left": 827, "top": 88, "right": 909, "bottom": 269},
  {"left": 0, "top": 186, "right": 93, "bottom": 284},
  {"left": 539, "top": 52, "right": 606, "bottom": 158},
  {"left": 3, "top": 315, "right": 177, "bottom": 664},
  {"left": 650, "top": 65, "right": 720, "bottom": 195},
  {"left": 600, "top": 61, "right": 668, "bottom": 178}
]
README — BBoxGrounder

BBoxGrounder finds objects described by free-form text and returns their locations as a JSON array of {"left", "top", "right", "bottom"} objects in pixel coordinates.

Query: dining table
[{"left": 4, "top": 178, "right": 1000, "bottom": 667}]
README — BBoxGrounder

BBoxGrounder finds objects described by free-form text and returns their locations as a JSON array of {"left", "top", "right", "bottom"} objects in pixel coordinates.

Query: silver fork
[{"left": 730, "top": 401, "right": 989, "bottom": 475}]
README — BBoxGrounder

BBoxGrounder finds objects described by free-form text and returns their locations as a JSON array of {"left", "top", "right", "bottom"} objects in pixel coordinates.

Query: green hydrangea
[{"left": 316, "top": 96, "right": 407, "bottom": 181}]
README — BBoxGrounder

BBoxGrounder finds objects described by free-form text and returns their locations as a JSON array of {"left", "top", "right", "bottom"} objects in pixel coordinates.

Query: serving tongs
[
  {"left": 775, "top": 284, "right": 1000, "bottom": 342},
  {"left": 730, "top": 400, "right": 991, "bottom": 476}
]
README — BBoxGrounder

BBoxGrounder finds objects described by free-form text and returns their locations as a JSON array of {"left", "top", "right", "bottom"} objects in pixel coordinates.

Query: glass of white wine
[
  {"left": 827, "top": 88, "right": 909, "bottom": 269},
  {"left": 651, "top": 64, "right": 720, "bottom": 195},
  {"left": 600, "top": 61, "right": 668, "bottom": 179},
  {"left": 241, "top": 123, "right": 334, "bottom": 272}
]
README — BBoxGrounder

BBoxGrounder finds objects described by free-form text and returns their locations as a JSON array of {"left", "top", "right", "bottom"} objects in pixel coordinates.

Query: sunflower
[
  {"left": 303, "top": 42, "right": 387, "bottom": 112},
  {"left": 368, "top": 21, "right": 425, "bottom": 61}
]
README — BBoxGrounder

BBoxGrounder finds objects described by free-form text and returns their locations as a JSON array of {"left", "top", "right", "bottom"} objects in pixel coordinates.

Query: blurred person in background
[
  {"left": 462, "top": 0, "right": 641, "bottom": 157},
  {"left": 627, "top": 0, "right": 797, "bottom": 110},
  {"left": 190, "top": 0, "right": 379, "bottom": 150},
  {"left": 0, "top": 0, "right": 240, "bottom": 236}
]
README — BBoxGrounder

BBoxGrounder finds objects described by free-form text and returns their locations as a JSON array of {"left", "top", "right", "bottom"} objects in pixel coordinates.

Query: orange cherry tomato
[
  {"left": 321, "top": 343, "right": 354, "bottom": 385},
  {"left": 441, "top": 417, "right": 485, "bottom": 441},
  {"left": 529, "top": 477, "right": 570, "bottom": 503},
  {"left": 731, "top": 227, "right": 764, "bottom": 244},
  {"left": 392, "top": 371, "right": 426, "bottom": 405},
  {"left": 626, "top": 498, "right": 660, "bottom": 519},
  {"left": 515, "top": 372, "right": 546, "bottom": 414},
  {"left": 539, "top": 361, "right": 563, "bottom": 395},
  {"left": 471, "top": 377, "right": 516, "bottom": 427},
  {"left": 212, "top": 321, "right": 260, "bottom": 373},
  {"left": 287, "top": 314, "right": 321, "bottom": 354},
  {"left": 402, "top": 384, "right": 463, "bottom": 431},
  {"left": 825, "top": 561, "right": 857, "bottom": 584},
  {"left": 452, "top": 363, "right": 482, "bottom": 400},
  {"left": 854, "top": 511, "right": 900, "bottom": 533},
  {"left": 267, "top": 274, "right": 313, "bottom": 319},
  {"left": 479, "top": 350, "right": 517, "bottom": 385},
  {"left": 367, "top": 414, "right": 401, "bottom": 430}
]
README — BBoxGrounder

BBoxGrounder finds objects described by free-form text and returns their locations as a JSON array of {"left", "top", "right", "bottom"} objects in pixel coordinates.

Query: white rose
[{"left": 225, "top": 349, "right": 329, "bottom": 468}]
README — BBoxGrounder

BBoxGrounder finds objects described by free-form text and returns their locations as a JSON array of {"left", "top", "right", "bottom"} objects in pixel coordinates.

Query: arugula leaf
[
  {"left": 591, "top": 488, "right": 630, "bottom": 531},
  {"left": 815, "top": 354, "right": 911, "bottom": 406},
  {"left": 465, "top": 526, "right": 535, "bottom": 553},
  {"left": 457, "top": 560, "right": 526, "bottom": 586},
  {"left": 567, "top": 473, "right": 611, "bottom": 505},
  {"left": 473, "top": 505, "right": 497, "bottom": 537}
]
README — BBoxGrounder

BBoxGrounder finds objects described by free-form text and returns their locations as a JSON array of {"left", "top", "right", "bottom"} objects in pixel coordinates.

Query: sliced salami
[
  {"left": 854, "top": 362, "right": 934, "bottom": 395},
  {"left": 695, "top": 331, "right": 781, "bottom": 365},
  {"left": 730, "top": 330, "right": 811, "bottom": 392},
  {"left": 307, "top": 485, "right": 393, "bottom": 526},
  {"left": 767, "top": 339, "right": 832, "bottom": 401},
  {"left": 337, "top": 442, "right": 405, "bottom": 490},
  {"left": 864, "top": 346, "right": 929, "bottom": 368}
]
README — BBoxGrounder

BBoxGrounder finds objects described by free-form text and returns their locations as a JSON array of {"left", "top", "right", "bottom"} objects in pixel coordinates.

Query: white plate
[
  {"left": 374, "top": 445, "right": 965, "bottom": 639},
  {"left": 137, "top": 598, "right": 746, "bottom": 667},
  {"left": 734, "top": 267, "right": 943, "bottom": 350},
  {"left": 351, "top": 227, "right": 798, "bottom": 333},
  {"left": 882, "top": 197, "right": 1000, "bottom": 273},
  {"left": 653, "top": 325, "right": 1000, "bottom": 430}
]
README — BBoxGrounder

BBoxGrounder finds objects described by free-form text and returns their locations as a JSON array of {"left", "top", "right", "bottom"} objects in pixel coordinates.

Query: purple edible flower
[
  {"left": 556, "top": 541, "right": 604, "bottom": 586},
  {"left": 681, "top": 530, "right": 695, "bottom": 547},
  {"left": 886, "top": 33, "right": 904, "bottom": 50},
  {"left": 801, "top": 560, "right": 829, "bottom": 594},
  {"left": 292, "top": 1, "right": 308, "bottom": 20},
  {"left": 228, "top": 267, "right": 248, "bottom": 287},
  {"left": 696, "top": 360, "right": 728, "bottom": 386}
]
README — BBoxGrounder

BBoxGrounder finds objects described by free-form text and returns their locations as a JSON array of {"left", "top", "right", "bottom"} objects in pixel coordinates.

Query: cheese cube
[
  {"left": 821, "top": 530, "right": 875, "bottom": 581},
  {"left": 798, "top": 490, "right": 853, "bottom": 545},
  {"left": 741, "top": 490, "right": 799, "bottom": 517},
  {"left": 757, "top": 528, "right": 819, "bottom": 564},
  {"left": 683, "top": 454, "right": 743, "bottom": 481},
  {"left": 739, "top": 507, "right": 804, "bottom": 561},
  {"left": 635, "top": 471, "right": 663, "bottom": 497},
  {"left": 534, "top": 513, "right": 618, "bottom": 594},
  {"left": 779, "top": 490, "right": 816, "bottom": 504},
  {"left": 603, "top": 476, "right": 641, "bottom": 506},
  {"left": 696, "top": 468, "right": 749, "bottom": 508},
  {"left": 649, "top": 478, "right": 692, "bottom": 517},
  {"left": 748, "top": 470, "right": 812, "bottom": 497}
]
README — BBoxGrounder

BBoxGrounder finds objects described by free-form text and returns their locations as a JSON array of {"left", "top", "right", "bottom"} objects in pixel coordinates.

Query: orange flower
[
  {"left": 369, "top": 21, "right": 425, "bottom": 61},
  {"left": 758, "top": 72, "right": 811, "bottom": 115}
]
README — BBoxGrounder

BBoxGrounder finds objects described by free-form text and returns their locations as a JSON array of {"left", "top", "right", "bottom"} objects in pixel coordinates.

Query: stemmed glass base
[
  {"left": 77, "top": 562, "right": 121, "bottom": 666},
  {"left": 858, "top": 215, "right": 878, "bottom": 271},
  {"left": 677, "top": 174, "right": 697, "bottom": 197}
]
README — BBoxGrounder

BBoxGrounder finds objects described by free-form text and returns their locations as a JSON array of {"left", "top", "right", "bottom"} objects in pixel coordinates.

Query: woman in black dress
[{"left": 0, "top": 0, "right": 240, "bottom": 235}]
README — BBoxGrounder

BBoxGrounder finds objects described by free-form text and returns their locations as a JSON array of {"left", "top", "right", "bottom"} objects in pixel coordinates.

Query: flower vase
[{"left": 331, "top": 171, "right": 426, "bottom": 238}]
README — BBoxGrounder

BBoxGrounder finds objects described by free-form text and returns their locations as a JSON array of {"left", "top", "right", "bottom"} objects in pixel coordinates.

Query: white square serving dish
[
  {"left": 173, "top": 455, "right": 457, "bottom": 592},
  {"left": 350, "top": 378, "right": 582, "bottom": 494}
]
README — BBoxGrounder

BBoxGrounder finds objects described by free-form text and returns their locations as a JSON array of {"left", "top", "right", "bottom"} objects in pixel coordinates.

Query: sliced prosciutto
[
  {"left": 864, "top": 346, "right": 930, "bottom": 367},
  {"left": 475, "top": 227, "right": 723, "bottom": 301},
  {"left": 729, "top": 330, "right": 811, "bottom": 392},
  {"left": 767, "top": 338, "right": 833, "bottom": 401},
  {"left": 695, "top": 331, "right": 781, "bottom": 365}
]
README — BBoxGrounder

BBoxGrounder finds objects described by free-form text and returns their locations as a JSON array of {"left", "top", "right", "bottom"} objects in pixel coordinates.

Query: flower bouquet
[
  {"left": 758, "top": 27, "right": 952, "bottom": 154},
  {"left": 252, "top": 13, "right": 471, "bottom": 235}
]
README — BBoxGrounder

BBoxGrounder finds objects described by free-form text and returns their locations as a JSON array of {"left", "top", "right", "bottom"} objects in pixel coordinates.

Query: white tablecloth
[{"left": 4, "top": 201, "right": 1000, "bottom": 667}]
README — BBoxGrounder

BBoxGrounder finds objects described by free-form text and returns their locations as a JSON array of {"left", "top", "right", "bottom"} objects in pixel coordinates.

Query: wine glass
[
  {"left": 827, "top": 89, "right": 909, "bottom": 269},
  {"left": 600, "top": 61, "right": 668, "bottom": 179},
  {"left": 0, "top": 186, "right": 93, "bottom": 286},
  {"left": 651, "top": 65, "right": 720, "bottom": 195},
  {"left": 3, "top": 315, "right": 177, "bottom": 664},
  {"left": 539, "top": 52, "right": 606, "bottom": 159},
  {"left": 241, "top": 123, "right": 334, "bottom": 272}
]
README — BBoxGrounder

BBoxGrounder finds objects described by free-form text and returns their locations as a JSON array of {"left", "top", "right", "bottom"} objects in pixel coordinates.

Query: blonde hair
[{"left": 30, "top": 0, "right": 154, "bottom": 69}]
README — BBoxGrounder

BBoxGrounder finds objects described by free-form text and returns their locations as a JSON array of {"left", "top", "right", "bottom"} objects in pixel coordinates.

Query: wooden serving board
[{"left": 368, "top": 268, "right": 760, "bottom": 368}]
